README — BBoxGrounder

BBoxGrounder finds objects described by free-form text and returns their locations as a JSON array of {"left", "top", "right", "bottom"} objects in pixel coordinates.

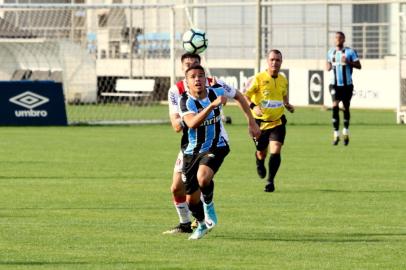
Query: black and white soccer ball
[{"left": 182, "top": 28, "right": 208, "bottom": 54}]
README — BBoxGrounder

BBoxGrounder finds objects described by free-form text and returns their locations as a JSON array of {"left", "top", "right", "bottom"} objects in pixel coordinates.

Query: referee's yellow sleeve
[{"left": 245, "top": 76, "right": 258, "bottom": 100}]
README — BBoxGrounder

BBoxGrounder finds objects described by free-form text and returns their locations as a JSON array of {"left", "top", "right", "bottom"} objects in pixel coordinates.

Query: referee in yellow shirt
[{"left": 244, "top": 49, "right": 294, "bottom": 192}]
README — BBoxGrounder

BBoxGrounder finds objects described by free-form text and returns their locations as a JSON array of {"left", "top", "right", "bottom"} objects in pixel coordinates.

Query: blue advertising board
[{"left": 0, "top": 81, "right": 67, "bottom": 125}]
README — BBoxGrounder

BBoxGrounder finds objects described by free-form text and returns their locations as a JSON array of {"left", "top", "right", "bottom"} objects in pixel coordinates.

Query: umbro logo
[{"left": 9, "top": 91, "right": 49, "bottom": 110}]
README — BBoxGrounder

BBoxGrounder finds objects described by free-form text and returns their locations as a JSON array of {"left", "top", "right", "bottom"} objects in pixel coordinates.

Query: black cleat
[
  {"left": 162, "top": 222, "right": 193, "bottom": 234},
  {"left": 333, "top": 136, "right": 340, "bottom": 146},
  {"left": 191, "top": 219, "right": 198, "bottom": 229},
  {"left": 264, "top": 180, "right": 275, "bottom": 192},
  {"left": 255, "top": 153, "right": 266, "bottom": 179},
  {"left": 343, "top": 135, "right": 349, "bottom": 146},
  {"left": 225, "top": 116, "right": 232, "bottom": 124}
]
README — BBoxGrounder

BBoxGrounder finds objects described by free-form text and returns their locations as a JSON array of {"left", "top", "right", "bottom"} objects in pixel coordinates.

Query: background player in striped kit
[{"left": 326, "top": 31, "right": 362, "bottom": 146}]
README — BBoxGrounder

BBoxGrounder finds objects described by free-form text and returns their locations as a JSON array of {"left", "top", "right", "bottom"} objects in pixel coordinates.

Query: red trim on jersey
[{"left": 176, "top": 80, "right": 185, "bottom": 94}]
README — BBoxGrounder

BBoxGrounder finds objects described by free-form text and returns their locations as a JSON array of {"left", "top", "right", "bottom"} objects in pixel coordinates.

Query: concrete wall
[{"left": 96, "top": 57, "right": 399, "bottom": 109}]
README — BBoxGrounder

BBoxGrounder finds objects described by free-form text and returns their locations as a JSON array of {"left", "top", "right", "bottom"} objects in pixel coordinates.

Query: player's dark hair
[
  {"left": 268, "top": 49, "right": 283, "bottom": 59},
  {"left": 181, "top": 53, "right": 201, "bottom": 63},
  {"left": 185, "top": 64, "right": 205, "bottom": 76},
  {"left": 336, "top": 31, "right": 345, "bottom": 39}
]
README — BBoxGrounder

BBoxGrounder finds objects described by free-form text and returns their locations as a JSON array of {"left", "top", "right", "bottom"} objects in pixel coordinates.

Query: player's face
[
  {"left": 186, "top": 69, "right": 206, "bottom": 96},
  {"left": 334, "top": 33, "right": 345, "bottom": 47},
  {"left": 267, "top": 52, "right": 282, "bottom": 75},
  {"left": 181, "top": 57, "right": 200, "bottom": 73}
]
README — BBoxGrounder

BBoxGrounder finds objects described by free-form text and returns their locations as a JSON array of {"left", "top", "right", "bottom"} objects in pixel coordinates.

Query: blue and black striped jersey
[
  {"left": 327, "top": 47, "right": 359, "bottom": 86},
  {"left": 179, "top": 87, "right": 230, "bottom": 155}
]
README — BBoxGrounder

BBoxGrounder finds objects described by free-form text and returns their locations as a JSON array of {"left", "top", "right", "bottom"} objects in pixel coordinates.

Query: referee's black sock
[
  {"left": 201, "top": 180, "right": 214, "bottom": 204},
  {"left": 332, "top": 106, "right": 340, "bottom": 131},
  {"left": 268, "top": 153, "right": 281, "bottom": 182},
  {"left": 188, "top": 200, "right": 205, "bottom": 222}
]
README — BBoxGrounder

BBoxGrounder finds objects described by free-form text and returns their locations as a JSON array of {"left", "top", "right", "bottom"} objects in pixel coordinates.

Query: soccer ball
[{"left": 182, "top": 28, "right": 208, "bottom": 54}]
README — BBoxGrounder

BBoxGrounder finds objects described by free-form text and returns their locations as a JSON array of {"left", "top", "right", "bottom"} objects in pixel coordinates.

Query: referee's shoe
[{"left": 255, "top": 153, "right": 266, "bottom": 178}]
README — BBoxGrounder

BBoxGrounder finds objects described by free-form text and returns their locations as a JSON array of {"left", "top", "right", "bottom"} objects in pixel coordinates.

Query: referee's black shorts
[
  {"left": 253, "top": 115, "right": 287, "bottom": 151},
  {"left": 330, "top": 84, "right": 354, "bottom": 103},
  {"left": 182, "top": 146, "right": 230, "bottom": 195}
]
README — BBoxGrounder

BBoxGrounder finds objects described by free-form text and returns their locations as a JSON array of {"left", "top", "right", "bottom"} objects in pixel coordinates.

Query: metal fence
[{"left": 0, "top": 0, "right": 405, "bottom": 123}]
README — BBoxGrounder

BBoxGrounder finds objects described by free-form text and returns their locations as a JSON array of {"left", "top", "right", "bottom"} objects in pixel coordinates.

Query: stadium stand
[
  {"left": 0, "top": 17, "right": 35, "bottom": 38},
  {"left": 10, "top": 69, "right": 32, "bottom": 81}
]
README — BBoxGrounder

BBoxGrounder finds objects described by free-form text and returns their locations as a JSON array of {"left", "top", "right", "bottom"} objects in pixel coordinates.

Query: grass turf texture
[{"left": 0, "top": 107, "right": 405, "bottom": 269}]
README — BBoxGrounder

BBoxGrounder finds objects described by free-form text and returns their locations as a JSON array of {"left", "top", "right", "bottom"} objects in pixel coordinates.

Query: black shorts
[
  {"left": 253, "top": 115, "right": 287, "bottom": 151},
  {"left": 330, "top": 84, "right": 354, "bottom": 103},
  {"left": 182, "top": 146, "right": 230, "bottom": 194}
]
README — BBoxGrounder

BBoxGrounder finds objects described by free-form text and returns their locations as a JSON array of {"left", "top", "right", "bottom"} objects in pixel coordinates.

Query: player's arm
[
  {"left": 169, "top": 113, "right": 183, "bottom": 133},
  {"left": 326, "top": 61, "right": 332, "bottom": 71},
  {"left": 326, "top": 50, "right": 332, "bottom": 71},
  {"left": 243, "top": 78, "right": 263, "bottom": 117},
  {"left": 283, "top": 95, "right": 295, "bottom": 113},
  {"left": 351, "top": 60, "right": 361, "bottom": 69},
  {"left": 349, "top": 58, "right": 361, "bottom": 69},
  {"left": 168, "top": 87, "right": 183, "bottom": 132},
  {"left": 233, "top": 91, "right": 261, "bottom": 138},
  {"left": 182, "top": 96, "right": 227, "bottom": 129},
  {"left": 347, "top": 49, "right": 361, "bottom": 69}
]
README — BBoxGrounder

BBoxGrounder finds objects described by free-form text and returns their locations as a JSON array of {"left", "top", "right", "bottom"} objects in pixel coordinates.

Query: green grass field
[{"left": 0, "top": 107, "right": 405, "bottom": 269}]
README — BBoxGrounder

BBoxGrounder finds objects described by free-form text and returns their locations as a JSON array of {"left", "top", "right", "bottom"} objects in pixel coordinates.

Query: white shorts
[{"left": 173, "top": 150, "right": 183, "bottom": 173}]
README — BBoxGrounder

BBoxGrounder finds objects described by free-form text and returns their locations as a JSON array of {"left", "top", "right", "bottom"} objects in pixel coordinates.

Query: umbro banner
[{"left": 0, "top": 81, "right": 67, "bottom": 125}]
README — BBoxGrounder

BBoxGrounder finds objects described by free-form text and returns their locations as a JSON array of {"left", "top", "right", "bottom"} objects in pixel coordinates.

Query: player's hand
[
  {"left": 248, "top": 120, "right": 261, "bottom": 139},
  {"left": 341, "top": 55, "right": 347, "bottom": 65},
  {"left": 285, "top": 103, "right": 295, "bottom": 113},
  {"left": 252, "top": 105, "right": 263, "bottom": 117},
  {"left": 211, "top": 96, "right": 227, "bottom": 107},
  {"left": 208, "top": 76, "right": 218, "bottom": 86}
]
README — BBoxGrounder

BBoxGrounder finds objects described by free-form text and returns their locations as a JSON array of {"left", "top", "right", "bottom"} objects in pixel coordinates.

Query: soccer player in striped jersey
[
  {"left": 164, "top": 53, "right": 239, "bottom": 235},
  {"left": 179, "top": 65, "right": 260, "bottom": 240},
  {"left": 245, "top": 49, "right": 294, "bottom": 192},
  {"left": 326, "top": 31, "right": 361, "bottom": 146}
]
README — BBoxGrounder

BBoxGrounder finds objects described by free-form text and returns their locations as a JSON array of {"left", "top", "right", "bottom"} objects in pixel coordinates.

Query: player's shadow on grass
[
  {"left": 216, "top": 232, "right": 406, "bottom": 243},
  {"left": 0, "top": 261, "right": 90, "bottom": 266},
  {"left": 0, "top": 176, "right": 135, "bottom": 180},
  {"left": 315, "top": 189, "right": 406, "bottom": 193}
]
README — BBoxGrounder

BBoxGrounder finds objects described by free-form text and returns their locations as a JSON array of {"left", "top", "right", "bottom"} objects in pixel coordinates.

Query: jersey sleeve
[
  {"left": 349, "top": 48, "right": 359, "bottom": 62},
  {"left": 168, "top": 85, "right": 180, "bottom": 115},
  {"left": 179, "top": 95, "right": 197, "bottom": 118},
  {"left": 216, "top": 79, "right": 237, "bottom": 98},
  {"left": 282, "top": 77, "right": 288, "bottom": 97},
  {"left": 212, "top": 87, "right": 225, "bottom": 99}
]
